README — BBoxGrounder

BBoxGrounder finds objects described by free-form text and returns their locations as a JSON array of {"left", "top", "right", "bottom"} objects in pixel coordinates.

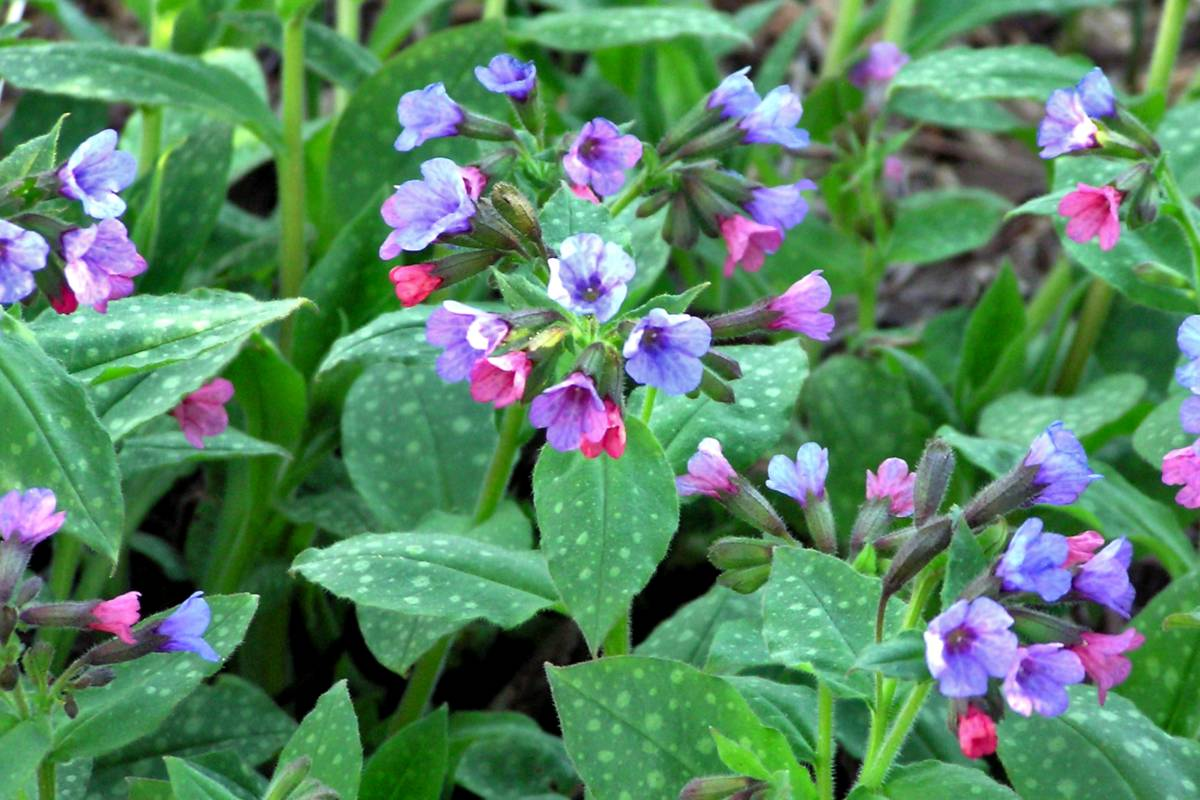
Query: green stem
[
  {"left": 1055, "top": 279, "right": 1114, "bottom": 395},
  {"left": 333, "top": 0, "right": 360, "bottom": 112},
  {"left": 278, "top": 12, "right": 308, "bottom": 357},
  {"left": 881, "top": 0, "right": 917, "bottom": 46},
  {"left": 137, "top": 6, "right": 177, "bottom": 178},
  {"left": 1145, "top": 0, "right": 1187, "bottom": 96},
  {"left": 816, "top": 682, "right": 836, "bottom": 800},
  {"left": 387, "top": 634, "right": 451, "bottom": 734},
  {"left": 1158, "top": 165, "right": 1200, "bottom": 305},
  {"left": 857, "top": 247, "right": 881, "bottom": 333},
  {"left": 1025, "top": 259, "right": 1073, "bottom": 337},
  {"left": 858, "top": 682, "right": 932, "bottom": 788},
  {"left": 482, "top": 0, "right": 506, "bottom": 21},
  {"left": 640, "top": 387, "right": 658, "bottom": 424},
  {"left": 37, "top": 758, "right": 54, "bottom": 800},
  {"left": 821, "top": 0, "right": 864, "bottom": 79},
  {"left": 47, "top": 537, "right": 80, "bottom": 600},
  {"left": 472, "top": 404, "right": 525, "bottom": 525},
  {"left": 608, "top": 170, "right": 650, "bottom": 218}
]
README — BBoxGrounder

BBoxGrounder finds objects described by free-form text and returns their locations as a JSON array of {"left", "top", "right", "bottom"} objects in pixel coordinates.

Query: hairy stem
[
  {"left": 816, "top": 682, "right": 836, "bottom": 800},
  {"left": 278, "top": 12, "right": 308, "bottom": 356},
  {"left": 1145, "top": 0, "right": 1187, "bottom": 96},
  {"left": 858, "top": 682, "right": 932, "bottom": 788},
  {"left": 387, "top": 634, "right": 451, "bottom": 734},
  {"left": 37, "top": 758, "right": 55, "bottom": 800},
  {"left": 1055, "top": 279, "right": 1114, "bottom": 395}
]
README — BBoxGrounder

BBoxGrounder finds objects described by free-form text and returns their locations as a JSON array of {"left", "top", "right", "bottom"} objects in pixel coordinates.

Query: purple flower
[
  {"left": 1175, "top": 316, "right": 1200, "bottom": 391},
  {"left": 1072, "top": 537, "right": 1135, "bottom": 617},
  {"left": 475, "top": 54, "right": 537, "bottom": 102},
  {"left": 529, "top": 372, "right": 608, "bottom": 453},
  {"left": 1181, "top": 396, "right": 1200, "bottom": 434},
  {"left": 425, "top": 301, "right": 509, "bottom": 382},
  {"left": 1036, "top": 69, "right": 1114, "bottom": 160},
  {"left": 848, "top": 42, "right": 909, "bottom": 89},
  {"left": 623, "top": 309, "right": 712, "bottom": 395},
  {"left": 380, "top": 158, "right": 476, "bottom": 258},
  {"left": 61, "top": 219, "right": 147, "bottom": 313},
  {"left": 562, "top": 118, "right": 643, "bottom": 197},
  {"left": 676, "top": 438, "right": 738, "bottom": 498},
  {"left": 547, "top": 233, "right": 635, "bottom": 322},
  {"left": 739, "top": 87, "right": 810, "bottom": 149},
  {"left": 154, "top": 591, "right": 219, "bottom": 662},
  {"left": 708, "top": 67, "right": 760, "bottom": 119},
  {"left": 1074, "top": 67, "right": 1116, "bottom": 118},
  {"left": 1023, "top": 421, "right": 1101, "bottom": 505},
  {"left": 0, "top": 220, "right": 49, "bottom": 304},
  {"left": 924, "top": 597, "right": 1018, "bottom": 698},
  {"left": 766, "top": 271, "right": 834, "bottom": 340},
  {"left": 994, "top": 518, "right": 1071, "bottom": 602},
  {"left": 0, "top": 488, "right": 65, "bottom": 547},
  {"left": 57, "top": 129, "right": 137, "bottom": 219},
  {"left": 766, "top": 443, "right": 828, "bottom": 508},
  {"left": 746, "top": 179, "right": 817, "bottom": 233},
  {"left": 1002, "top": 644, "right": 1085, "bottom": 717},
  {"left": 395, "top": 83, "right": 464, "bottom": 152}
]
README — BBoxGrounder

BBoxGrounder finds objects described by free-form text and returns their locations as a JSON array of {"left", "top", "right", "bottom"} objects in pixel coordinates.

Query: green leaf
[
  {"left": 534, "top": 418, "right": 679, "bottom": 650},
  {"left": 620, "top": 203, "right": 671, "bottom": 304},
  {"left": 0, "top": 721, "right": 50, "bottom": 800},
  {"left": 941, "top": 514, "right": 989, "bottom": 606},
  {"left": 52, "top": 594, "right": 259, "bottom": 761},
  {"left": 548, "top": 656, "right": 793, "bottom": 800},
  {"left": 907, "top": 0, "right": 1115, "bottom": 53},
  {"left": 1132, "top": 394, "right": 1191, "bottom": 468},
  {"left": 539, "top": 185, "right": 631, "bottom": 251},
  {"left": 1118, "top": 569, "right": 1200, "bottom": 735},
  {"left": 636, "top": 585, "right": 759, "bottom": 667},
  {"left": 223, "top": 12, "right": 380, "bottom": 90},
  {"left": 366, "top": 0, "right": 452, "bottom": 56},
  {"left": 357, "top": 609, "right": 461, "bottom": 677},
  {"left": 0, "top": 42, "right": 282, "bottom": 151},
  {"left": 890, "top": 90, "right": 1020, "bottom": 132},
  {"left": 342, "top": 360, "right": 498, "bottom": 529},
  {"left": 997, "top": 688, "right": 1200, "bottom": 799},
  {"left": 493, "top": 271, "right": 562, "bottom": 312},
  {"left": 454, "top": 715, "right": 576, "bottom": 800},
  {"left": 762, "top": 547, "right": 903, "bottom": 697},
  {"left": 291, "top": 533, "right": 558, "bottom": 628},
  {"left": 31, "top": 290, "right": 307, "bottom": 384},
  {"left": 726, "top": 677, "right": 818, "bottom": 763},
  {"left": 317, "top": 306, "right": 436, "bottom": 376},
  {"left": 1160, "top": 100, "right": 1200, "bottom": 197},
  {"left": 632, "top": 342, "right": 809, "bottom": 473},
  {"left": 705, "top": 618, "right": 774, "bottom": 675},
  {"left": 978, "top": 374, "right": 1146, "bottom": 447},
  {"left": 886, "top": 189, "right": 1011, "bottom": 265},
  {"left": 360, "top": 706, "right": 447, "bottom": 800},
  {"left": 277, "top": 681, "right": 362, "bottom": 800},
  {"left": 852, "top": 630, "right": 929, "bottom": 681},
  {"left": 893, "top": 46, "right": 1093, "bottom": 102},
  {"left": 511, "top": 7, "right": 751, "bottom": 51},
  {"left": 620, "top": 283, "right": 709, "bottom": 323},
  {"left": 870, "top": 760, "right": 1018, "bottom": 800},
  {"left": 0, "top": 113, "right": 63, "bottom": 184},
  {"left": 0, "top": 315, "right": 122, "bottom": 562},
  {"left": 164, "top": 758, "right": 244, "bottom": 800},
  {"left": 118, "top": 429, "right": 290, "bottom": 478},
  {"left": 1164, "top": 608, "right": 1200, "bottom": 630},
  {"left": 956, "top": 263, "right": 1025, "bottom": 409}
]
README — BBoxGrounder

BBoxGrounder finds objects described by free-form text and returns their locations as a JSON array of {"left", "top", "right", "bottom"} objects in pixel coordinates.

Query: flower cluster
[
  {"left": 1161, "top": 316, "right": 1200, "bottom": 507},
  {"left": 0, "top": 129, "right": 147, "bottom": 313}
]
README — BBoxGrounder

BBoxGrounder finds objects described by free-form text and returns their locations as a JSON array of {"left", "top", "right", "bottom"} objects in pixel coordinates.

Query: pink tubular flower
[
  {"left": 956, "top": 705, "right": 997, "bottom": 760},
  {"left": 1162, "top": 443, "right": 1200, "bottom": 508},
  {"left": 580, "top": 398, "right": 626, "bottom": 460},
  {"left": 89, "top": 591, "right": 141, "bottom": 644},
  {"left": 461, "top": 166, "right": 488, "bottom": 200},
  {"left": 1069, "top": 628, "right": 1145, "bottom": 704},
  {"left": 570, "top": 184, "right": 601, "bottom": 205},
  {"left": 719, "top": 215, "right": 783, "bottom": 276},
  {"left": 172, "top": 378, "right": 234, "bottom": 449},
  {"left": 1059, "top": 183, "right": 1123, "bottom": 251},
  {"left": 766, "top": 271, "right": 833, "bottom": 340},
  {"left": 469, "top": 351, "right": 531, "bottom": 408},
  {"left": 676, "top": 438, "right": 737, "bottom": 498},
  {"left": 389, "top": 264, "right": 442, "bottom": 307},
  {"left": 866, "top": 457, "right": 915, "bottom": 517},
  {"left": 1063, "top": 531, "right": 1105, "bottom": 568},
  {"left": 50, "top": 285, "right": 79, "bottom": 315}
]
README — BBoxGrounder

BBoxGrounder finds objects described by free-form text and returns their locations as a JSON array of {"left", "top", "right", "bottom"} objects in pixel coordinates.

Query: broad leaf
[
  {"left": 0, "top": 722, "right": 50, "bottom": 800},
  {"left": 893, "top": 46, "right": 1093, "bottom": 102},
  {"left": 511, "top": 7, "right": 751, "bottom": 51},
  {"left": 637, "top": 586, "right": 759, "bottom": 668},
  {"left": 1132, "top": 394, "right": 1191, "bottom": 468},
  {"left": 539, "top": 185, "right": 630, "bottom": 251},
  {"left": 908, "top": 0, "right": 1115, "bottom": 53},
  {"left": 978, "top": 374, "right": 1146, "bottom": 447},
  {"left": 861, "top": 760, "right": 1018, "bottom": 799},
  {"left": 0, "top": 114, "right": 63, "bottom": 184},
  {"left": 277, "top": 681, "right": 362, "bottom": 800},
  {"left": 164, "top": 759, "right": 244, "bottom": 800},
  {"left": 118, "top": 429, "right": 289, "bottom": 478},
  {"left": 360, "top": 706, "right": 446, "bottom": 800},
  {"left": 223, "top": 12, "right": 380, "bottom": 90},
  {"left": 887, "top": 189, "right": 1010, "bottom": 265}
]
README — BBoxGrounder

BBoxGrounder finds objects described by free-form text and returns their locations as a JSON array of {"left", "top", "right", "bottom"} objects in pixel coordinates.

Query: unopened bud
[
  {"left": 849, "top": 498, "right": 891, "bottom": 558},
  {"left": 637, "top": 190, "right": 673, "bottom": 219},
  {"left": 962, "top": 465, "right": 1037, "bottom": 528},
  {"left": 679, "top": 775, "right": 758, "bottom": 800},
  {"left": 725, "top": 476, "right": 793, "bottom": 541},
  {"left": 264, "top": 756, "right": 312, "bottom": 800},
  {"left": 701, "top": 350, "right": 742, "bottom": 380},
  {"left": 0, "top": 540, "right": 33, "bottom": 604},
  {"left": 0, "top": 606, "right": 15, "bottom": 641},
  {"left": 14, "top": 576, "right": 42, "bottom": 607},
  {"left": 664, "top": 192, "right": 699, "bottom": 249},
  {"left": 913, "top": 439, "right": 955, "bottom": 525},
  {"left": 696, "top": 168, "right": 752, "bottom": 207},
  {"left": 803, "top": 496, "right": 838, "bottom": 554},
  {"left": 490, "top": 182, "right": 544, "bottom": 246},
  {"left": 881, "top": 515, "right": 952, "bottom": 599},
  {"left": 708, "top": 537, "right": 775, "bottom": 570},
  {"left": 459, "top": 110, "right": 517, "bottom": 143},
  {"left": 433, "top": 249, "right": 504, "bottom": 287},
  {"left": 658, "top": 101, "right": 723, "bottom": 160},
  {"left": 717, "top": 564, "right": 771, "bottom": 594},
  {"left": 705, "top": 301, "right": 775, "bottom": 340},
  {"left": 460, "top": 199, "right": 526, "bottom": 253},
  {"left": 22, "top": 641, "right": 53, "bottom": 682},
  {"left": 73, "top": 666, "right": 116, "bottom": 690},
  {"left": 63, "top": 694, "right": 79, "bottom": 718},
  {"left": 676, "top": 119, "right": 745, "bottom": 162},
  {"left": 697, "top": 369, "right": 735, "bottom": 404},
  {"left": 0, "top": 663, "right": 17, "bottom": 690}
]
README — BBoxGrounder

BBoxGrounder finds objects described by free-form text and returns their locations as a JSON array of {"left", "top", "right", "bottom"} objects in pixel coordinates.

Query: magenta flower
[
  {"left": 1072, "top": 537, "right": 1135, "bottom": 617},
  {"left": 172, "top": 378, "right": 234, "bottom": 449},
  {"left": 957, "top": 705, "right": 997, "bottom": 760},
  {"left": 1070, "top": 628, "right": 1144, "bottom": 704},
  {"left": 89, "top": 591, "right": 141, "bottom": 644},
  {"left": 866, "top": 457, "right": 915, "bottom": 516},
  {"left": 461, "top": 166, "right": 488, "bottom": 200},
  {"left": 719, "top": 215, "right": 783, "bottom": 276},
  {"left": 61, "top": 219, "right": 147, "bottom": 313},
  {"left": 547, "top": 233, "right": 636, "bottom": 322},
  {"left": 995, "top": 517, "right": 1071, "bottom": 602},
  {"left": 426, "top": 301, "right": 509, "bottom": 383},
  {"left": 1059, "top": 183, "right": 1123, "bottom": 251},
  {"left": 0, "top": 220, "right": 49, "bottom": 304},
  {"left": 470, "top": 351, "right": 531, "bottom": 409},
  {"left": 848, "top": 42, "right": 909, "bottom": 89},
  {"left": 580, "top": 398, "right": 626, "bottom": 460},
  {"left": 0, "top": 488, "right": 65, "bottom": 547},
  {"left": 766, "top": 271, "right": 834, "bottom": 340},
  {"left": 676, "top": 438, "right": 737, "bottom": 498},
  {"left": 394, "top": 83, "right": 463, "bottom": 152},
  {"left": 475, "top": 54, "right": 537, "bottom": 102},
  {"left": 707, "top": 67, "right": 760, "bottom": 119},
  {"left": 738, "top": 86, "right": 809, "bottom": 149},
  {"left": 623, "top": 309, "right": 712, "bottom": 395},
  {"left": 1063, "top": 531, "right": 1105, "bottom": 568},
  {"left": 924, "top": 597, "right": 1018, "bottom": 698},
  {"left": 1023, "top": 421, "right": 1100, "bottom": 506},
  {"left": 528, "top": 372, "right": 608, "bottom": 453},
  {"left": 569, "top": 184, "right": 601, "bottom": 205},
  {"left": 562, "top": 118, "right": 643, "bottom": 197},
  {"left": 380, "top": 159, "right": 476, "bottom": 257},
  {"left": 388, "top": 264, "right": 441, "bottom": 307},
  {"left": 745, "top": 179, "right": 817, "bottom": 233},
  {"left": 766, "top": 443, "right": 828, "bottom": 508},
  {"left": 883, "top": 156, "right": 906, "bottom": 184},
  {"left": 154, "top": 591, "right": 219, "bottom": 662},
  {"left": 1003, "top": 644, "right": 1085, "bottom": 717},
  {"left": 57, "top": 129, "right": 137, "bottom": 219},
  {"left": 1037, "top": 69, "right": 1114, "bottom": 159},
  {"left": 1163, "top": 443, "right": 1200, "bottom": 508}
]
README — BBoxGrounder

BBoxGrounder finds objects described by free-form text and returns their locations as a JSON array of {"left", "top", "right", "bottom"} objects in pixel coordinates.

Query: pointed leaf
[{"left": 277, "top": 681, "right": 362, "bottom": 800}]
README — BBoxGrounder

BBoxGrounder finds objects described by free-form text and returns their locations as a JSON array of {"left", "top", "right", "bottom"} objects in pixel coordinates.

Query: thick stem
[
  {"left": 821, "top": 0, "right": 865, "bottom": 79},
  {"left": 881, "top": 0, "right": 917, "bottom": 46},
  {"left": 1054, "top": 279, "right": 1114, "bottom": 395},
  {"left": 816, "top": 682, "right": 836, "bottom": 800},
  {"left": 1025, "top": 259, "right": 1073, "bottom": 337},
  {"left": 472, "top": 404, "right": 525, "bottom": 525},
  {"left": 137, "top": 6, "right": 177, "bottom": 178},
  {"left": 333, "top": 0, "right": 360, "bottom": 112},
  {"left": 640, "top": 387, "right": 658, "bottom": 424},
  {"left": 387, "top": 634, "right": 450, "bottom": 734},
  {"left": 858, "top": 682, "right": 932, "bottom": 789},
  {"left": 608, "top": 171, "right": 650, "bottom": 218},
  {"left": 278, "top": 13, "right": 308, "bottom": 357},
  {"left": 37, "top": 759, "right": 55, "bottom": 800},
  {"left": 482, "top": 0, "right": 506, "bottom": 21},
  {"left": 1145, "top": 0, "right": 1187, "bottom": 96}
]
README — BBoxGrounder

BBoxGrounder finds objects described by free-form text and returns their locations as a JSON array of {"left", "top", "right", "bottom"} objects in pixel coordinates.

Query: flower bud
[
  {"left": 657, "top": 100, "right": 724, "bottom": 160},
  {"left": 697, "top": 368, "right": 735, "bottom": 404},
  {"left": 701, "top": 350, "right": 742, "bottom": 380},
  {"left": 14, "top": 576, "right": 42, "bottom": 607},
  {"left": 664, "top": 192, "right": 699, "bottom": 249},
  {"left": 726, "top": 476, "right": 792, "bottom": 540},
  {"left": 574, "top": 342, "right": 624, "bottom": 401},
  {"left": 880, "top": 515, "right": 953, "bottom": 600},
  {"left": 489, "top": 182, "right": 544, "bottom": 247},
  {"left": 73, "top": 666, "right": 116, "bottom": 690},
  {"left": 21, "top": 640, "right": 53, "bottom": 683},
  {"left": 708, "top": 537, "right": 775, "bottom": 571},
  {"left": 0, "top": 663, "right": 17, "bottom": 691},
  {"left": 913, "top": 439, "right": 955, "bottom": 525},
  {"left": 676, "top": 119, "right": 745, "bottom": 162},
  {"left": 458, "top": 198, "right": 526, "bottom": 253},
  {"left": 849, "top": 498, "right": 891, "bottom": 558},
  {"left": 63, "top": 694, "right": 79, "bottom": 719},
  {"left": 679, "top": 775, "right": 759, "bottom": 800},
  {"left": 962, "top": 466, "right": 1038, "bottom": 527},
  {"left": 637, "top": 190, "right": 673, "bottom": 219},
  {"left": 265, "top": 756, "right": 312, "bottom": 800},
  {"left": 803, "top": 496, "right": 838, "bottom": 554},
  {"left": 684, "top": 175, "right": 739, "bottom": 239},
  {"left": 696, "top": 168, "right": 753, "bottom": 207},
  {"left": 0, "top": 606, "right": 15, "bottom": 642},
  {"left": 717, "top": 564, "right": 771, "bottom": 594},
  {"left": 458, "top": 109, "right": 517, "bottom": 143}
]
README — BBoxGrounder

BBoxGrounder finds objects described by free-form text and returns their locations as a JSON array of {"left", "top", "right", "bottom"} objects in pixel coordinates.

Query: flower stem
[
  {"left": 640, "top": 387, "right": 658, "bottom": 424},
  {"left": 277, "top": 12, "right": 308, "bottom": 357},
  {"left": 857, "top": 682, "right": 932, "bottom": 788},
  {"left": 881, "top": 0, "right": 917, "bottom": 46},
  {"left": 1055, "top": 278, "right": 1114, "bottom": 395},
  {"left": 1145, "top": 0, "right": 1187, "bottom": 96},
  {"left": 816, "top": 681, "right": 836, "bottom": 800},
  {"left": 608, "top": 171, "right": 650, "bottom": 218},
  {"left": 333, "top": 0, "right": 360, "bottom": 112},
  {"left": 1157, "top": 163, "right": 1200, "bottom": 307},
  {"left": 387, "top": 633, "right": 451, "bottom": 735},
  {"left": 482, "top": 0, "right": 506, "bottom": 21},
  {"left": 138, "top": 6, "right": 177, "bottom": 178},
  {"left": 821, "top": 0, "right": 864, "bottom": 79},
  {"left": 37, "top": 759, "right": 55, "bottom": 800}
]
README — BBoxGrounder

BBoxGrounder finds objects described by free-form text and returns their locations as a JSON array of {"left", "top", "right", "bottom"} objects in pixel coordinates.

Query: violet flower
[
  {"left": 380, "top": 158, "right": 476, "bottom": 257},
  {"left": 1069, "top": 628, "right": 1144, "bottom": 704},
  {"left": 848, "top": 42, "right": 909, "bottom": 89},
  {"left": 708, "top": 67, "right": 760, "bottom": 120},
  {"left": 172, "top": 378, "right": 234, "bottom": 450},
  {"left": 1002, "top": 644, "right": 1085, "bottom": 717},
  {"left": 766, "top": 443, "right": 828, "bottom": 508},
  {"left": 57, "top": 129, "right": 137, "bottom": 219},
  {"left": 61, "top": 219, "right": 147, "bottom": 313},
  {"left": 719, "top": 214, "right": 782, "bottom": 276},
  {"left": 676, "top": 438, "right": 737, "bottom": 498},
  {"left": 395, "top": 83, "right": 464, "bottom": 152},
  {"left": 154, "top": 591, "right": 219, "bottom": 662},
  {"left": 426, "top": 301, "right": 509, "bottom": 383},
  {"left": 562, "top": 118, "right": 643, "bottom": 197},
  {"left": 1059, "top": 183, "right": 1123, "bottom": 251},
  {"left": 0, "top": 488, "right": 66, "bottom": 548},
  {"left": 745, "top": 179, "right": 817, "bottom": 233},
  {"left": 1072, "top": 537, "right": 1135, "bottom": 617},
  {"left": 528, "top": 372, "right": 608, "bottom": 453},
  {"left": 623, "top": 309, "right": 712, "bottom": 395},
  {"left": 924, "top": 597, "right": 1018, "bottom": 698},
  {"left": 738, "top": 86, "right": 809, "bottom": 149},
  {"left": 766, "top": 271, "right": 834, "bottom": 340},
  {"left": 547, "top": 233, "right": 635, "bottom": 322},
  {"left": 1163, "top": 443, "right": 1200, "bottom": 509},
  {"left": 1037, "top": 68, "right": 1115, "bottom": 159},
  {"left": 0, "top": 220, "right": 49, "bottom": 304},
  {"left": 1023, "top": 421, "right": 1101, "bottom": 506},
  {"left": 866, "top": 457, "right": 915, "bottom": 517},
  {"left": 469, "top": 351, "right": 531, "bottom": 409},
  {"left": 475, "top": 54, "right": 537, "bottom": 102},
  {"left": 994, "top": 517, "right": 1071, "bottom": 602}
]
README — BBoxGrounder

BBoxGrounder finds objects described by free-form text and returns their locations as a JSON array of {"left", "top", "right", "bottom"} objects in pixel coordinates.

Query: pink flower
[
  {"left": 0, "top": 489, "right": 66, "bottom": 547},
  {"left": 1059, "top": 183, "right": 1123, "bottom": 251},
  {"left": 866, "top": 457, "right": 915, "bottom": 517},
  {"left": 50, "top": 285, "right": 79, "bottom": 315},
  {"left": 461, "top": 166, "right": 488, "bottom": 200},
  {"left": 676, "top": 438, "right": 738, "bottom": 498},
  {"left": 956, "top": 705, "right": 997, "bottom": 760},
  {"left": 766, "top": 271, "right": 833, "bottom": 340},
  {"left": 1062, "top": 531, "right": 1105, "bottom": 568},
  {"left": 1162, "top": 443, "right": 1200, "bottom": 508},
  {"left": 580, "top": 398, "right": 626, "bottom": 460},
  {"left": 1069, "top": 628, "right": 1145, "bottom": 704},
  {"left": 469, "top": 351, "right": 531, "bottom": 408},
  {"left": 172, "top": 378, "right": 234, "bottom": 449},
  {"left": 883, "top": 156, "right": 905, "bottom": 183},
  {"left": 389, "top": 264, "right": 442, "bottom": 307},
  {"left": 719, "top": 215, "right": 783, "bottom": 276},
  {"left": 89, "top": 591, "right": 141, "bottom": 644},
  {"left": 569, "top": 184, "right": 601, "bottom": 205}
]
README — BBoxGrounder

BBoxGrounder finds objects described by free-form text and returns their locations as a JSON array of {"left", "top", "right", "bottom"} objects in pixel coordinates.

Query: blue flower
[
  {"left": 623, "top": 309, "right": 712, "bottom": 395},
  {"left": 994, "top": 518, "right": 1071, "bottom": 602},
  {"left": 0, "top": 220, "right": 49, "bottom": 304},
  {"left": 0, "top": 488, "right": 65, "bottom": 548},
  {"left": 1002, "top": 644, "right": 1085, "bottom": 717},
  {"left": 766, "top": 443, "right": 828, "bottom": 508},
  {"left": 57, "top": 129, "right": 137, "bottom": 219},
  {"left": 61, "top": 219, "right": 147, "bottom": 313},
  {"left": 739, "top": 86, "right": 810, "bottom": 149},
  {"left": 708, "top": 67, "right": 760, "bottom": 119},
  {"left": 1072, "top": 537, "right": 1135, "bottom": 618},
  {"left": 394, "top": 83, "right": 464, "bottom": 152},
  {"left": 924, "top": 597, "right": 1019, "bottom": 698},
  {"left": 746, "top": 179, "right": 817, "bottom": 233},
  {"left": 1074, "top": 68, "right": 1116, "bottom": 118},
  {"left": 1022, "top": 421, "right": 1101, "bottom": 505},
  {"left": 547, "top": 233, "right": 635, "bottom": 322},
  {"left": 1036, "top": 68, "right": 1115, "bottom": 160},
  {"left": 425, "top": 301, "right": 508, "bottom": 383},
  {"left": 475, "top": 54, "right": 537, "bottom": 102},
  {"left": 379, "top": 158, "right": 476, "bottom": 257},
  {"left": 154, "top": 591, "right": 219, "bottom": 662},
  {"left": 528, "top": 372, "right": 608, "bottom": 453},
  {"left": 562, "top": 118, "right": 643, "bottom": 197}
]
